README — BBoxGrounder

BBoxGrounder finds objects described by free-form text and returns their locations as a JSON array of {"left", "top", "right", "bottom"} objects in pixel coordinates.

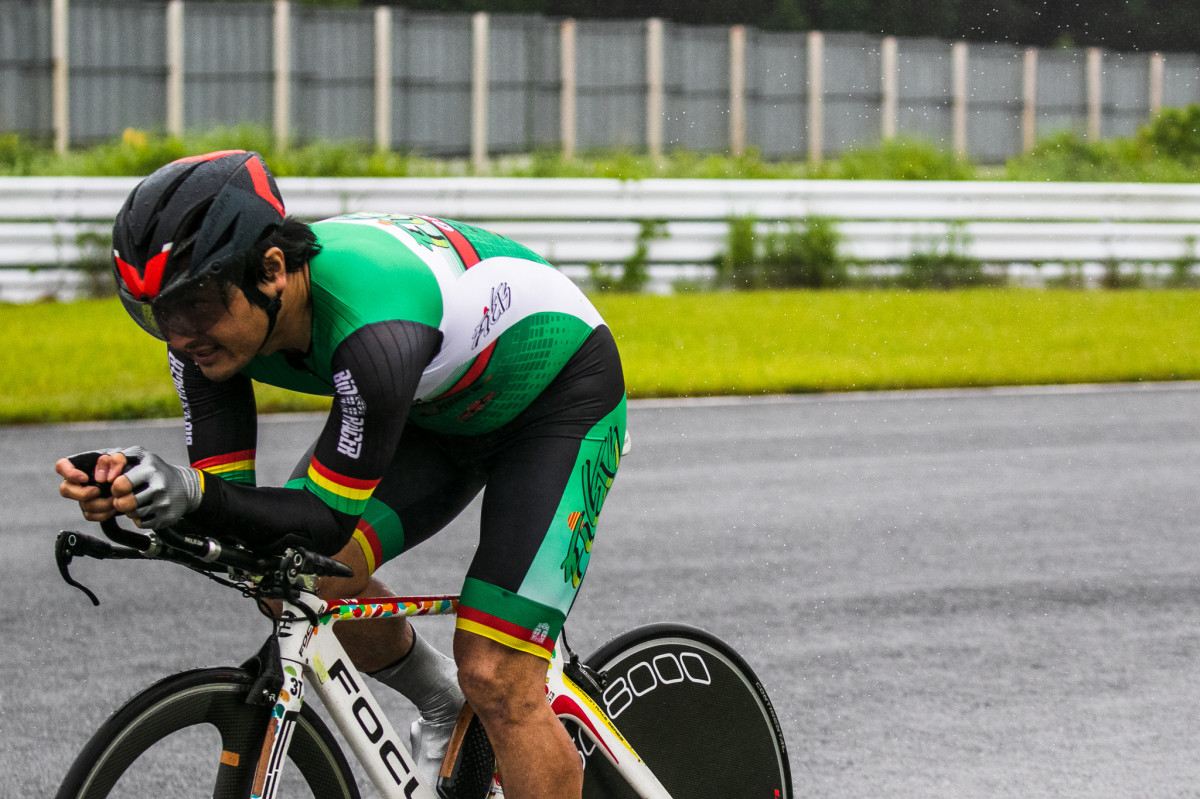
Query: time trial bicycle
[{"left": 51, "top": 515, "right": 792, "bottom": 799}]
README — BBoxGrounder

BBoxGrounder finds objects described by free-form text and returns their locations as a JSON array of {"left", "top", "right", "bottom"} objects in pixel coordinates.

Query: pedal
[{"left": 436, "top": 704, "right": 495, "bottom": 799}]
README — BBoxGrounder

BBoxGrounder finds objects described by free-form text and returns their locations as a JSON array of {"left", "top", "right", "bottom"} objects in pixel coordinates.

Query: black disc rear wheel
[{"left": 574, "top": 623, "right": 792, "bottom": 799}]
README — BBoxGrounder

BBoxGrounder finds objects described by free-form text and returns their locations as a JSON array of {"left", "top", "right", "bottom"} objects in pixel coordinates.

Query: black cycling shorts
[{"left": 287, "top": 325, "right": 626, "bottom": 660}]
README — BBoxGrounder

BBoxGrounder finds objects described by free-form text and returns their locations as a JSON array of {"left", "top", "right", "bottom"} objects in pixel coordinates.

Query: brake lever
[
  {"left": 279, "top": 550, "right": 322, "bottom": 627},
  {"left": 55, "top": 531, "right": 103, "bottom": 606},
  {"left": 55, "top": 530, "right": 147, "bottom": 606}
]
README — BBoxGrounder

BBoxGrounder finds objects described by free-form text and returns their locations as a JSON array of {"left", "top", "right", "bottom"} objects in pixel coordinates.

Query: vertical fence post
[
  {"left": 273, "top": 0, "right": 291, "bottom": 152},
  {"left": 1149, "top": 52, "right": 1165, "bottom": 119},
  {"left": 374, "top": 5, "right": 392, "bottom": 153},
  {"left": 729, "top": 24, "right": 746, "bottom": 156},
  {"left": 645, "top": 18, "right": 664, "bottom": 160},
  {"left": 51, "top": 0, "right": 69, "bottom": 153},
  {"left": 951, "top": 41, "right": 968, "bottom": 157},
  {"left": 1086, "top": 47, "right": 1103, "bottom": 140},
  {"left": 560, "top": 18, "right": 577, "bottom": 160},
  {"left": 1022, "top": 46, "right": 1038, "bottom": 152},
  {"left": 807, "top": 30, "right": 824, "bottom": 164},
  {"left": 880, "top": 35, "right": 898, "bottom": 140},
  {"left": 471, "top": 11, "right": 490, "bottom": 173},
  {"left": 166, "top": 0, "right": 185, "bottom": 138}
]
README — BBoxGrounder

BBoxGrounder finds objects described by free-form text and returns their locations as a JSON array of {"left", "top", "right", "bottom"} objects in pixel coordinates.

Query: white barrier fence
[{"left": 4, "top": 177, "right": 1200, "bottom": 300}]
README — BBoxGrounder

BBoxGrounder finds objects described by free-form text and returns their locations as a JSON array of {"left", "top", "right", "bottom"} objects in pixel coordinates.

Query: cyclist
[{"left": 55, "top": 150, "right": 627, "bottom": 799}]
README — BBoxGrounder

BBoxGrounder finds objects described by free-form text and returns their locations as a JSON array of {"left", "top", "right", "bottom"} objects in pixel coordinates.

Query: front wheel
[
  {"left": 55, "top": 667, "right": 359, "bottom": 799},
  {"left": 574, "top": 623, "right": 792, "bottom": 799}
]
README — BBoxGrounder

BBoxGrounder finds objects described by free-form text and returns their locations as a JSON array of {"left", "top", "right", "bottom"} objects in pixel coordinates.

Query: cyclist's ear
[{"left": 259, "top": 247, "right": 287, "bottom": 291}]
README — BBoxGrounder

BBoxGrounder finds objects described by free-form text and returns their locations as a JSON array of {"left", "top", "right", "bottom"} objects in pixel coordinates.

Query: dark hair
[{"left": 245, "top": 216, "right": 321, "bottom": 285}]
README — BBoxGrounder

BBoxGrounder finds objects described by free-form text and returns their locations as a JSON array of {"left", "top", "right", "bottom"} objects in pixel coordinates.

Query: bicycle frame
[{"left": 255, "top": 589, "right": 675, "bottom": 799}]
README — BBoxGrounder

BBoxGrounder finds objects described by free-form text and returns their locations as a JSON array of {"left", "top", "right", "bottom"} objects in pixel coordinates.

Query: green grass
[
  {"left": 595, "top": 289, "right": 1200, "bottom": 395},
  {"left": 0, "top": 299, "right": 331, "bottom": 424},
  {"left": 4, "top": 290, "right": 1200, "bottom": 425}
]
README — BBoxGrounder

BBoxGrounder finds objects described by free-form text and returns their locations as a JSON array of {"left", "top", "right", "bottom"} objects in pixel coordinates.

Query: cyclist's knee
[{"left": 454, "top": 632, "right": 548, "bottom": 723}]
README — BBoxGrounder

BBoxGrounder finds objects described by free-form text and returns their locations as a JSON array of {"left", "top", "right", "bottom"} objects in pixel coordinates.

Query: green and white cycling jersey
[
  {"left": 174, "top": 211, "right": 626, "bottom": 655},
  {"left": 240, "top": 212, "right": 605, "bottom": 436},
  {"left": 179, "top": 212, "right": 619, "bottom": 556}
]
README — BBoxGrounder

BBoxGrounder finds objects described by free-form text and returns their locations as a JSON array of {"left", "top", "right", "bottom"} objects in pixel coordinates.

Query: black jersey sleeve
[{"left": 187, "top": 320, "right": 442, "bottom": 555}]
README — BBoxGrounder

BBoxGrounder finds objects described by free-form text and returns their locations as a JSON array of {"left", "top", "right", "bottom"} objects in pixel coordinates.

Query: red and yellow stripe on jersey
[
  {"left": 192, "top": 449, "right": 256, "bottom": 485},
  {"left": 456, "top": 578, "right": 564, "bottom": 661},
  {"left": 304, "top": 456, "right": 380, "bottom": 516},
  {"left": 353, "top": 518, "right": 385, "bottom": 573},
  {"left": 348, "top": 500, "right": 405, "bottom": 575}
]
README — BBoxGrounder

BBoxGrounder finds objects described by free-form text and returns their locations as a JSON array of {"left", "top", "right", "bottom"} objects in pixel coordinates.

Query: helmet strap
[
  {"left": 258, "top": 293, "right": 283, "bottom": 351},
  {"left": 241, "top": 281, "right": 282, "bottom": 352}
]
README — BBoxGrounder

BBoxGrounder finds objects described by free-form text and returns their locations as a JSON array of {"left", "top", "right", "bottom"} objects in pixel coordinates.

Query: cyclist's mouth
[{"left": 186, "top": 344, "right": 222, "bottom": 365}]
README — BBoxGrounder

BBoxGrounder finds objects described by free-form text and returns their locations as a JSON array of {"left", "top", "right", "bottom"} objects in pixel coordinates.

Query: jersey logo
[
  {"left": 333, "top": 369, "right": 366, "bottom": 459},
  {"left": 472, "top": 282, "right": 512, "bottom": 349},
  {"left": 338, "top": 213, "right": 453, "bottom": 252},
  {"left": 168, "top": 351, "right": 193, "bottom": 446},
  {"left": 561, "top": 425, "right": 622, "bottom": 587}
]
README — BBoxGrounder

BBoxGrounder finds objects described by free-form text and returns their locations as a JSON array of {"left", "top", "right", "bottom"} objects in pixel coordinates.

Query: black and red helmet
[{"left": 111, "top": 150, "right": 285, "bottom": 339}]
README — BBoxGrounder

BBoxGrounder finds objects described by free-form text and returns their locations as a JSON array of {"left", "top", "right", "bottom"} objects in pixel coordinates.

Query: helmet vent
[{"left": 209, "top": 222, "right": 237, "bottom": 262}]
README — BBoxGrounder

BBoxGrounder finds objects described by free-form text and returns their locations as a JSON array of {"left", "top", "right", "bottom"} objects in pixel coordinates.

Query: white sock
[{"left": 371, "top": 630, "right": 463, "bottom": 726}]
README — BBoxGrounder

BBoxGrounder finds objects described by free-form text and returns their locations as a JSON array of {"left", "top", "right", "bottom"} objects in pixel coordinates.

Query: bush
[
  {"left": 1167, "top": 236, "right": 1199, "bottom": 288},
  {"left": 0, "top": 133, "right": 43, "bottom": 175},
  {"left": 761, "top": 216, "right": 846, "bottom": 288},
  {"left": 13, "top": 113, "right": 1200, "bottom": 184},
  {"left": 819, "top": 136, "right": 975, "bottom": 180},
  {"left": 1005, "top": 130, "right": 1154, "bottom": 182},
  {"left": 72, "top": 128, "right": 189, "bottom": 176},
  {"left": 715, "top": 216, "right": 760, "bottom": 288},
  {"left": 899, "top": 222, "right": 989, "bottom": 288},
  {"left": 23, "top": 126, "right": 426, "bottom": 179},
  {"left": 1006, "top": 109, "right": 1200, "bottom": 183},
  {"left": 589, "top": 219, "right": 666, "bottom": 292},
  {"left": 74, "top": 230, "right": 117, "bottom": 297},
  {"left": 716, "top": 215, "right": 846, "bottom": 289},
  {"left": 1138, "top": 104, "right": 1200, "bottom": 161}
]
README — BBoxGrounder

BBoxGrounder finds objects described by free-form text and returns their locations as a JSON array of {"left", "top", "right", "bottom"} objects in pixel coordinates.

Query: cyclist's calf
[{"left": 454, "top": 631, "right": 584, "bottom": 799}]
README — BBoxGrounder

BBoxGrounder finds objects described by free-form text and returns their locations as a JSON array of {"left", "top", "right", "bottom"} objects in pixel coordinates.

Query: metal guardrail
[{"left": 4, "top": 177, "right": 1200, "bottom": 300}]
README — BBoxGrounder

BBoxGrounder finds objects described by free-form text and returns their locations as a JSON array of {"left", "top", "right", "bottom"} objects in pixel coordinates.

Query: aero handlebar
[{"left": 56, "top": 516, "right": 352, "bottom": 607}]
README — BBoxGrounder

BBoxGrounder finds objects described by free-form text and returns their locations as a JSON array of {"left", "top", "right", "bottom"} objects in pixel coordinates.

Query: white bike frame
[{"left": 251, "top": 590, "right": 674, "bottom": 799}]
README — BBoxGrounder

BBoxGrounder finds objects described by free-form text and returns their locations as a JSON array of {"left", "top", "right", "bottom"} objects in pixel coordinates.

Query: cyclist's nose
[
  {"left": 165, "top": 330, "right": 190, "bottom": 349},
  {"left": 166, "top": 329, "right": 207, "bottom": 352}
]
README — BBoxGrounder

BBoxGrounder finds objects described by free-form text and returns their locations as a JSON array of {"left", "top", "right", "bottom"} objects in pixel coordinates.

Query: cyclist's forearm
[
  {"left": 169, "top": 348, "right": 259, "bottom": 484},
  {"left": 188, "top": 477, "right": 354, "bottom": 555}
]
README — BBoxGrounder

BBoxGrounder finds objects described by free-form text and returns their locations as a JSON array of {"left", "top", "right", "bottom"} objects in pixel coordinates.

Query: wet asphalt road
[{"left": 4, "top": 383, "right": 1200, "bottom": 797}]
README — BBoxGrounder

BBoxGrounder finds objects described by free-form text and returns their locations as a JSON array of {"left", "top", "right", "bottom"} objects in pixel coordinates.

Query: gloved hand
[
  {"left": 118, "top": 446, "right": 203, "bottom": 529},
  {"left": 63, "top": 448, "right": 121, "bottom": 489}
]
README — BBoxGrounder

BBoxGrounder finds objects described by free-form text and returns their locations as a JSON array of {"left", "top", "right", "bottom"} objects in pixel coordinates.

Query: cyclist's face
[
  {"left": 163, "top": 282, "right": 269, "bottom": 382},
  {"left": 151, "top": 276, "right": 233, "bottom": 341}
]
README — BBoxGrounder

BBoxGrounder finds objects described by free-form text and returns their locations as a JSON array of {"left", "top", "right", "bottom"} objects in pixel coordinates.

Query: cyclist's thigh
[
  {"left": 457, "top": 326, "right": 627, "bottom": 660},
  {"left": 287, "top": 424, "right": 485, "bottom": 574}
]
